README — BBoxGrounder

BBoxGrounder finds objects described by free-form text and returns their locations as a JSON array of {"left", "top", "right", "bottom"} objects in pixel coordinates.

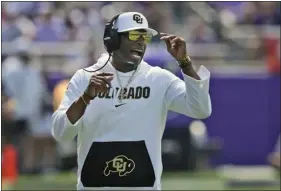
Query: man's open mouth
[{"left": 131, "top": 49, "right": 143, "bottom": 56}]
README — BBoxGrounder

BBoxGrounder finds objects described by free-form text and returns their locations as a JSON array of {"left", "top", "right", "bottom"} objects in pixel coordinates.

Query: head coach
[{"left": 52, "top": 12, "right": 212, "bottom": 190}]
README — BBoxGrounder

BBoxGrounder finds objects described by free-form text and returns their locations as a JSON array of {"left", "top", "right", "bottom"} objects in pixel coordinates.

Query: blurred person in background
[
  {"left": 2, "top": 47, "right": 39, "bottom": 174},
  {"left": 264, "top": 36, "right": 280, "bottom": 74},
  {"left": 238, "top": 2, "right": 259, "bottom": 25},
  {"left": 189, "top": 17, "right": 216, "bottom": 44},
  {"left": 2, "top": 84, "right": 19, "bottom": 189},
  {"left": 255, "top": 2, "right": 280, "bottom": 25},
  {"left": 2, "top": 6, "right": 22, "bottom": 42},
  {"left": 2, "top": 40, "right": 55, "bottom": 174},
  {"left": 136, "top": 2, "right": 172, "bottom": 34},
  {"left": 236, "top": 2, "right": 280, "bottom": 25},
  {"left": 2, "top": 83, "right": 17, "bottom": 152},
  {"left": 2, "top": 2, "right": 37, "bottom": 42},
  {"left": 64, "top": 15, "right": 78, "bottom": 41},
  {"left": 34, "top": 2, "right": 65, "bottom": 42}
]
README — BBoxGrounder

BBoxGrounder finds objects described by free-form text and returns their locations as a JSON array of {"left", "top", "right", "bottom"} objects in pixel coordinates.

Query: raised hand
[
  {"left": 85, "top": 72, "right": 114, "bottom": 98},
  {"left": 160, "top": 33, "right": 187, "bottom": 61}
]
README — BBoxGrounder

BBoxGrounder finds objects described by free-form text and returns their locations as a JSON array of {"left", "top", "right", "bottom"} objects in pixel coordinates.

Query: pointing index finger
[
  {"left": 97, "top": 72, "right": 114, "bottom": 76},
  {"left": 160, "top": 35, "right": 177, "bottom": 41},
  {"left": 159, "top": 32, "right": 168, "bottom": 39},
  {"left": 160, "top": 32, "right": 168, "bottom": 36}
]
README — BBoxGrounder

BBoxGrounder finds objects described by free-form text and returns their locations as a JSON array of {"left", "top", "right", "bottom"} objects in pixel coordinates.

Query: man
[
  {"left": 2, "top": 45, "right": 56, "bottom": 174},
  {"left": 52, "top": 12, "right": 212, "bottom": 190},
  {"left": 2, "top": 49, "right": 44, "bottom": 174}
]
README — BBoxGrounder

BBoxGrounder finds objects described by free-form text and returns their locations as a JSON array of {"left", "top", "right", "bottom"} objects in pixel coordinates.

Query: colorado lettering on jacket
[{"left": 95, "top": 86, "right": 151, "bottom": 99}]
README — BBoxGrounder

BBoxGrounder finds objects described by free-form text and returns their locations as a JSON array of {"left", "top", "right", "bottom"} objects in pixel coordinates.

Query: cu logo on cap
[{"left": 133, "top": 14, "right": 143, "bottom": 24}]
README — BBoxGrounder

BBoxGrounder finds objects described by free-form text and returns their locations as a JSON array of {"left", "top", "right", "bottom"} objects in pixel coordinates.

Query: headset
[
  {"left": 83, "top": 14, "right": 121, "bottom": 73},
  {"left": 103, "top": 14, "right": 121, "bottom": 54}
]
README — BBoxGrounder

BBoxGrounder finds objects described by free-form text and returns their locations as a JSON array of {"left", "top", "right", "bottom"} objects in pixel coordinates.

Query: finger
[
  {"left": 159, "top": 32, "right": 173, "bottom": 37},
  {"left": 98, "top": 76, "right": 113, "bottom": 88},
  {"left": 159, "top": 35, "right": 174, "bottom": 49},
  {"left": 170, "top": 37, "right": 180, "bottom": 48},
  {"left": 95, "top": 79, "right": 108, "bottom": 91},
  {"left": 91, "top": 79, "right": 107, "bottom": 92},
  {"left": 160, "top": 35, "right": 177, "bottom": 41},
  {"left": 91, "top": 79, "right": 104, "bottom": 92},
  {"left": 170, "top": 37, "right": 185, "bottom": 45},
  {"left": 159, "top": 32, "right": 168, "bottom": 37},
  {"left": 162, "top": 37, "right": 177, "bottom": 50},
  {"left": 96, "top": 72, "right": 114, "bottom": 76},
  {"left": 92, "top": 74, "right": 113, "bottom": 86}
]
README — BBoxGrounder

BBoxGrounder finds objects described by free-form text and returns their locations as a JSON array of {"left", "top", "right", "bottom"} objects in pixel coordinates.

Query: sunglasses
[{"left": 123, "top": 30, "right": 153, "bottom": 44}]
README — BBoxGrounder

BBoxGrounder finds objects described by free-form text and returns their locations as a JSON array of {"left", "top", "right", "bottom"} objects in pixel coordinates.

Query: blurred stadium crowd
[
  {"left": 1, "top": 1, "right": 280, "bottom": 180},
  {"left": 2, "top": 2, "right": 280, "bottom": 61}
]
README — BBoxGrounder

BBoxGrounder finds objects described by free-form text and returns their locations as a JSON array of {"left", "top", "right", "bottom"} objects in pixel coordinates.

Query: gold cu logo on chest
[
  {"left": 133, "top": 14, "right": 143, "bottom": 24},
  {"left": 104, "top": 155, "right": 135, "bottom": 177}
]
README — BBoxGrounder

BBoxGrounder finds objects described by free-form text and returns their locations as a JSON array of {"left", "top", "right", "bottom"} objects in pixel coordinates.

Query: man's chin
[
  {"left": 123, "top": 62, "right": 139, "bottom": 70},
  {"left": 122, "top": 55, "right": 140, "bottom": 65},
  {"left": 132, "top": 54, "right": 144, "bottom": 63}
]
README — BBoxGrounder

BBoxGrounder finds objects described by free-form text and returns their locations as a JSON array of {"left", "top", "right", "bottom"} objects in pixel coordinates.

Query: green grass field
[{"left": 5, "top": 170, "right": 279, "bottom": 190}]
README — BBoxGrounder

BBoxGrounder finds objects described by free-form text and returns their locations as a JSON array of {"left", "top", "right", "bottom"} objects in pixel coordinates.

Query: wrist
[
  {"left": 81, "top": 92, "right": 94, "bottom": 106},
  {"left": 84, "top": 89, "right": 96, "bottom": 100},
  {"left": 177, "top": 55, "right": 192, "bottom": 69}
]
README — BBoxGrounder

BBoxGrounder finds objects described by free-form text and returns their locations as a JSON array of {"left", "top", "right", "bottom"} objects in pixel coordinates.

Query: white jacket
[{"left": 52, "top": 54, "right": 212, "bottom": 190}]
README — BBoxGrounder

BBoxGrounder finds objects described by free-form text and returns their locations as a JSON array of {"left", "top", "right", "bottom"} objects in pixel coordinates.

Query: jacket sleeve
[
  {"left": 163, "top": 65, "right": 212, "bottom": 119},
  {"left": 52, "top": 70, "right": 87, "bottom": 142}
]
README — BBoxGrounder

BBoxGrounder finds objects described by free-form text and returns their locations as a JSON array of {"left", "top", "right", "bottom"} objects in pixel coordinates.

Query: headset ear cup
[
  {"left": 110, "top": 29, "right": 121, "bottom": 52},
  {"left": 103, "top": 14, "right": 121, "bottom": 54},
  {"left": 103, "top": 22, "right": 112, "bottom": 53}
]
